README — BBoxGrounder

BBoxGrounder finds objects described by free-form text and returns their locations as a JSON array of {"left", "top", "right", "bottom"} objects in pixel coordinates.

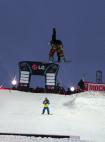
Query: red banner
[{"left": 84, "top": 82, "right": 105, "bottom": 91}]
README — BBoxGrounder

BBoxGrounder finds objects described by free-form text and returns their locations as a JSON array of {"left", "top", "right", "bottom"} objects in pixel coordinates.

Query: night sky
[{"left": 0, "top": 0, "right": 105, "bottom": 88}]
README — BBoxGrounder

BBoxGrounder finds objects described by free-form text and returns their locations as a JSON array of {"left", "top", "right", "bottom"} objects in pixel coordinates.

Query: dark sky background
[{"left": 0, "top": 0, "right": 105, "bottom": 88}]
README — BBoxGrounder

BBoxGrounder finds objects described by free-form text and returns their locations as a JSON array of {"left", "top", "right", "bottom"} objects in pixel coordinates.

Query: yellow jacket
[
  {"left": 43, "top": 103, "right": 49, "bottom": 108},
  {"left": 43, "top": 99, "right": 50, "bottom": 108}
]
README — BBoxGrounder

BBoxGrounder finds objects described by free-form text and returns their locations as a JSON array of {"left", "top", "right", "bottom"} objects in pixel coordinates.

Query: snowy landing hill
[{"left": 0, "top": 90, "right": 105, "bottom": 142}]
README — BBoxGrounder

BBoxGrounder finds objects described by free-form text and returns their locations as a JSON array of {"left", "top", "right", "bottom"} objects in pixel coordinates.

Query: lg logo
[{"left": 32, "top": 64, "right": 45, "bottom": 71}]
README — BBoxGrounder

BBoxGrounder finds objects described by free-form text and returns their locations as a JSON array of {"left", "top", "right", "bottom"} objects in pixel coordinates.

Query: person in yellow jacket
[{"left": 42, "top": 97, "right": 50, "bottom": 114}]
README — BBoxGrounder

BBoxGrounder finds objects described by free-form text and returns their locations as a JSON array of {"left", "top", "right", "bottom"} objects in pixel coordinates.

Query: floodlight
[
  {"left": 11, "top": 78, "right": 17, "bottom": 86},
  {"left": 70, "top": 86, "right": 75, "bottom": 92}
]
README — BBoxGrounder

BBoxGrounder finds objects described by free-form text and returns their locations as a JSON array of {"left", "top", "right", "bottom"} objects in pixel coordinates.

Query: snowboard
[{"left": 49, "top": 59, "right": 71, "bottom": 64}]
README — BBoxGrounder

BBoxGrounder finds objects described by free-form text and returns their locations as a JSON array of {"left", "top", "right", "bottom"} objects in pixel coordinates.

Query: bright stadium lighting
[
  {"left": 11, "top": 78, "right": 17, "bottom": 86},
  {"left": 11, "top": 77, "right": 17, "bottom": 90},
  {"left": 70, "top": 86, "right": 75, "bottom": 92}
]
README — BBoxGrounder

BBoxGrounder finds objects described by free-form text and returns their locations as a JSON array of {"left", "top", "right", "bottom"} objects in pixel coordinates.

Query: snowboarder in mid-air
[
  {"left": 49, "top": 28, "right": 66, "bottom": 63},
  {"left": 42, "top": 97, "right": 50, "bottom": 115}
]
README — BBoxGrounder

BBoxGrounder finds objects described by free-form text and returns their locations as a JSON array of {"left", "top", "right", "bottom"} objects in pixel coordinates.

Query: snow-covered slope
[{"left": 0, "top": 90, "right": 105, "bottom": 142}]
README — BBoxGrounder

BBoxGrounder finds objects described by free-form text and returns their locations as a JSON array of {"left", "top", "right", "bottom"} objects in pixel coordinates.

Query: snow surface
[{"left": 0, "top": 90, "right": 105, "bottom": 142}]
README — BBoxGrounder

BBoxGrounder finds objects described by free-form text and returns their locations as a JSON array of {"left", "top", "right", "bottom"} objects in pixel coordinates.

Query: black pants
[{"left": 42, "top": 107, "right": 50, "bottom": 114}]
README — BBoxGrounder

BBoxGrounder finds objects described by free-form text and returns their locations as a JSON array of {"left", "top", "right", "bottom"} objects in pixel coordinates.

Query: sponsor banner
[
  {"left": 84, "top": 82, "right": 105, "bottom": 91},
  {"left": 19, "top": 61, "right": 59, "bottom": 76},
  {"left": 18, "top": 61, "right": 59, "bottom": 90}
]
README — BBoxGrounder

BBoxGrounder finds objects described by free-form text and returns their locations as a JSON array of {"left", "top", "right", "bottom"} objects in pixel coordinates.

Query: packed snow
[{"left": 0, "top": 90, "right": 105, "bottom": 142}]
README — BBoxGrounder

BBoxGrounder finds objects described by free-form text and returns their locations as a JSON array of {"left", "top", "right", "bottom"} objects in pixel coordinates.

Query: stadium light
[
  {"left": 11, "top": 77, "right": 17, "bottom": 89},
  {"left": 70, "top": 86, "right": 75, "bottom": 92},
  {"left": 12, "top": 79, "right": 17, "bottom": 85}
]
